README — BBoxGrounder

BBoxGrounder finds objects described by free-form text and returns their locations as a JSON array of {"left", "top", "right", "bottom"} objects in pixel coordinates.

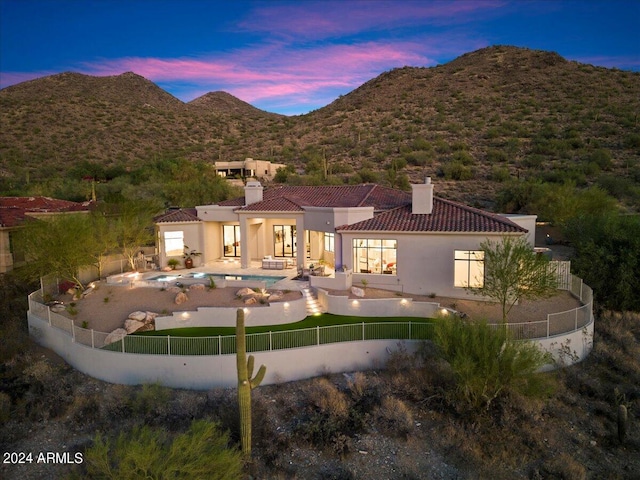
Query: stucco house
[
  {"left": 0, "top": 196, "right": 93, "bottom": 273},
  {"left": 214, "top": 157, "right": 286, "bottom": 181},
  {"left": 154, "top": 179, "right": 536, "bottom": 298}
]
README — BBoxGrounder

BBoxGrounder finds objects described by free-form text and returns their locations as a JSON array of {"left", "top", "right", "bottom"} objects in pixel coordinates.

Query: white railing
[{"left": 28, "top": 273, "right": 594, "bottom": 356}]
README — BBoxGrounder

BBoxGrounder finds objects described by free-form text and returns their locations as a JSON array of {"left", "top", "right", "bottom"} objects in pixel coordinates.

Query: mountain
[
  {"left": 1, "top": 46, "right": 638, "bottom": 208},
  {"left": 188, "top": 91, "right": 283, "bottom": 120}
]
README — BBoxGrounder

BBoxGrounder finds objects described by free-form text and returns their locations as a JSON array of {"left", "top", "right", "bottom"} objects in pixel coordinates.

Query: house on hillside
[
  {"left": 0, "top": 196, "right": 93, "bottom": 273},
  {"left": 154, "top": 179, "right": 537, "bottom": 298},
  {"left": 214, "top": 157, "right": 286, "bottom": 182}
]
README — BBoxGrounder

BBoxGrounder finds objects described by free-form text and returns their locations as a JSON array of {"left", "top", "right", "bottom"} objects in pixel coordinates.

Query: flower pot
[{"left": 184, "top": 257, "right": 194, "bottom": 269}]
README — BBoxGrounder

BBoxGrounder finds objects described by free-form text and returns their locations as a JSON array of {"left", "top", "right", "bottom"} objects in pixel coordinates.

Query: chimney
[
  {"left": 411, "top": 177, "right": 433, "bottom": 215},
  {"left": 244, "top": 181, "right": 264, "bottom": 206}
]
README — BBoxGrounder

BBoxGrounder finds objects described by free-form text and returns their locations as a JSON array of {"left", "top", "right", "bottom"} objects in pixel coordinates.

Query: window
[
  {"left": 223, "top": 225, "right": 241, "bottom": 257},
  {"left": 164, "top": 231, "right": 184, "bottom": 257},
  {"left": 324, "top": 233, "right": 335, "bottom": 253},
  {"left": 454, "top": 250, "right": 484, "bottom": 287},
  {"left": 273, "top": 225, "right": 296, "bottom": 257},
  {"left": 353, "top": 238, "right": 397, "bottom": 274}
]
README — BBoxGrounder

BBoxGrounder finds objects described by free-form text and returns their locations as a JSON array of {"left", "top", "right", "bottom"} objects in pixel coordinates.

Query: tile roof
[
  {"left": 219, "top": 184, "right": 411, "bottom": 211},
  {"left": 336, "top": 198, "right": 527, "bottom": 234},
  {"left": 154, "top": 208, "right": 199, "bottom": 223},
  {"left": 0, "top": 196, "right": 93, "bottom": 228}
]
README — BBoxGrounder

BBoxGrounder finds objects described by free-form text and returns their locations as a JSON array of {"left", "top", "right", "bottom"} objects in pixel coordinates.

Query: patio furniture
[{"left": 262, "top": 258, "right": 286, "bottom": 269}]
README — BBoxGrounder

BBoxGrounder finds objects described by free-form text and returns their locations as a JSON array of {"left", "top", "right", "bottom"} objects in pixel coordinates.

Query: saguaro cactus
[
  {"left": 618, "top": 404, "right": 628, "bottom": 444},
  {"left": 236, "top": 308, "right": 266, "bottom": 456}
]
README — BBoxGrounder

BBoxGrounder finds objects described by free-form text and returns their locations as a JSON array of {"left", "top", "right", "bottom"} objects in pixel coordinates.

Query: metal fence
[{"left": 29, "top": 272, "right": 593, "bottom": 356}]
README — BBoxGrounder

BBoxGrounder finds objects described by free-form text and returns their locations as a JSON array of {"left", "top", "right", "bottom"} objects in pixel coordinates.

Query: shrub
[
  {"left": 440, "top": 162, "right": 474, "bottom": 180},
  {"left": 433, "top": 317, "right": 553, "bottom": 411},
  {"left": 0, "top": 392, "right": 10, "bottom": 424},
  {"left": 374, "top": 396, "right": 414, "bottom": 437},
  {"left": 83, "top": 420, "right": 242, "bottom": 480}
]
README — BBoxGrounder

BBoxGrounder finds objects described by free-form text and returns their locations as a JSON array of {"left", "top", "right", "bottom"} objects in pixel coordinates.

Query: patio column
[
  {"left": 296, "top": 216, "right": 306, "bottom": 268},
  {"left": 239, "top": 216, "right": 250, "bottom": 269},
  {"left": 334, "top": 232, "right": 343, "bottom": 270}
]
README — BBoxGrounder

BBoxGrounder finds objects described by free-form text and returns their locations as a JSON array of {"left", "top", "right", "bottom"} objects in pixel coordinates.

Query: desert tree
[
  {"left": 111, "top": 200, "right": 158, "bottom": 271},
  {"left": 13, "top": 213, "right": 95, "bottom": 289},
  {"left": 469, "top": 236, "right": 558, "bottom": 323},
  {"left": 84, "top": 420, "right": 242, "bottom": 479}
]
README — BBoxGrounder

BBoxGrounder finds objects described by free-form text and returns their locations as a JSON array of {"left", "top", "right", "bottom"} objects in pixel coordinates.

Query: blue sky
[{"left": 1, "top": 0, "right": 638, "bottom": 115}]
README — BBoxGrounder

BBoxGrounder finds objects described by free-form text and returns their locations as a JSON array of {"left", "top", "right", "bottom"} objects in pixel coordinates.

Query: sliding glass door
[
  {"left": 223, "top": 225, "right": 241, "bottom": 257},
  {"left": 273, "top": 225, "right": 296, "bottom": 257}
]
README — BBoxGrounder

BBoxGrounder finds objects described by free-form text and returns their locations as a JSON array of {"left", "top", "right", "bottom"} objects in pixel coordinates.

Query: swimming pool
[{"left": 146, "top": 272, "right": 287, "bottom": 288}]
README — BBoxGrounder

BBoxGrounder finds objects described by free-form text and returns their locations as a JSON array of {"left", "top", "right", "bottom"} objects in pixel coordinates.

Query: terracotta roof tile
[
  {"left": 337, "top": 198, "right": 527, "bottom": 233},
  {"left": 155, "top": 208, "right": 199, "bottom": 223},
  {"left": 0, "top": 196, "right": 92, "bottom": 228},
  {"left": 219, "top": 184, "right": 410, "bottom": 211}
]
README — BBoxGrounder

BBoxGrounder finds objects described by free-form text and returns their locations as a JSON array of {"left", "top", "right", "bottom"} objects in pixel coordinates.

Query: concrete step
[{"left": 301, "top": 287, "right": 324, "bottom": 315}]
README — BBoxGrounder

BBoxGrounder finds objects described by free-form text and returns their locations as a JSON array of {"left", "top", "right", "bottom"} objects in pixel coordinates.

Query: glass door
[
  {"left": 273, "top": 225, "right": 296, "bottom": 257},
  {"left": 223, "top": 225, "right": 241, "bottom": 257}
]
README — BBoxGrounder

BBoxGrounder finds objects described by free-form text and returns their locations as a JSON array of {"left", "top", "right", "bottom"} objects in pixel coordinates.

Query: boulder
[
  {"left": 81, "top": 286, "right": 95, "bottom": 298},
  {"left": 236, "top": 287, "right": 254, "bottom": 297},
  {"left": 124, "top": 319, "right": 145, "bottom": 334},
  {"left": 50, "top": 303, "right": 66, "bottom": 314},
  {"left": 128, "top": 311, "right": 147, "bottom": 322},
  {"left": 244, "top": 296, "right": 257, "bottom": 305},
  {"left": 135, "top": 323, "right": 155, "bottom": 333},
  {"left": 268, "top": 291, "right": 284, "bottom": 302},
  {"left": 104, "top": 328, "right": 127, "bottom": 345},
  {"left": 190, "top": 283, "right": 206, "bottom": 291},
  {"left": 144, "top": 311, "right": 158, "bottom": 324},
  {"left": 175, "top": 291, "right": 188, "bottom": 304},
  {"left": 351, "top": 286, "right": 365, "bottom": 298}
]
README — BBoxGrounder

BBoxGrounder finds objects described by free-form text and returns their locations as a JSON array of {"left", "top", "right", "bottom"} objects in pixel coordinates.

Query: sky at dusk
[{"left": 1, "top": 0, "right": 638, "bottom": 115}]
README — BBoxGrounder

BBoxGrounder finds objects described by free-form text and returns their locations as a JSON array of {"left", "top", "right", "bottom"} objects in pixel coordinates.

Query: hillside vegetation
[{"left": 1, "top": 46, "right": 638, "bottom": 210}]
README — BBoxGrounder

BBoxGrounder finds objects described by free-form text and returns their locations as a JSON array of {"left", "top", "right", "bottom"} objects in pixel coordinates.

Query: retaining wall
[
  {"left": 28, "top": 311, "right": 419, "bottom": 389},
  {"left": 155, "top": 295, "right": 307, "bottom": 329}
]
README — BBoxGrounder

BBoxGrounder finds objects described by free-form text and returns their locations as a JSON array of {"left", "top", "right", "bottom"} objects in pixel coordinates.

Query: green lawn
[{"left": 103, "top": 314, "right": 436, "bottom": 355}]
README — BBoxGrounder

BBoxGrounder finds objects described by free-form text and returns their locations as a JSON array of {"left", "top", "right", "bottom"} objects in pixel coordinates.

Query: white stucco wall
[
  {"left": 155, "top": 296, "right": 307, "bottom": 330},
  {"left": 316, "top": 288, "right": 442, "bottom": 318},
  {"left": 340, "top": 231, "right": 522, "bottom": 298},
  {"left": 28, "top": 311, "right": 420, "bottom": 389},
  {"left": 157, "top": 222, "right": 203, "bottom": 269}
]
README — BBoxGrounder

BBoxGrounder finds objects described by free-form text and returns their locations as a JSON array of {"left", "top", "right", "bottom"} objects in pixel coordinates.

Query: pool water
[{"left": 146, "top": 272, "right": 286, "bottom": 288}]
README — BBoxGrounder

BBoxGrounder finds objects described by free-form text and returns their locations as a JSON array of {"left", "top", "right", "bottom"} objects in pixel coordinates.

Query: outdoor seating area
[{"left": 261, "top": 256, "right": 289, "bottom": 270}]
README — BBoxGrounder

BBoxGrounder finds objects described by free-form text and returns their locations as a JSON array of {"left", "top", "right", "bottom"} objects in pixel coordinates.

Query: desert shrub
[
  {"left": 589, "top": 149, "right": 613, "bottom": 170},
  {"left": 346, "top": 372, "right": 382, "bottom": 413},
  {"left": 130, "top": 383, "right": 171, "bottom": 418},
  {"left": 486, "top": 149, "right": 508, "bottom": 163},
  {"left": 540, "top": 453, "right": 587, "bottom": 480},
  {"left": 490, "top": 166, "right": 510, "bottom": 182},
  {"left": 83, "top": 420, "right": 242, "bottom": 480},
  {"left": 565, "top": 214, "right": 640, "bottom": 311},
  {"left": 433, "top": 317, "right": 553, "bottom": 412},
  {"left": 20, "top": 360, "right": 75, "bottom": 421},
  {"left": 374, "top": 396, "right": 414, "bottom": 438},
  {"left": 296, "top": 378, "right": 363, "bottom": 452},
  {"left": 440, "top": 162, "right": 474, "bottom": 180},
  {"left": 0, "top": 392, "right": 11, "bottom": 423}
]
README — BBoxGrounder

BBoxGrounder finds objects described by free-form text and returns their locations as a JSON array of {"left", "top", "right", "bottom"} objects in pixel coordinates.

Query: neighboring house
[
  {"left": 214, "top": 157, "right": 286, "bottom": 181},
  {"left": 154, "top": 179, "right": 537, "bottom": 298},
  {"left": 0, "top": 196, "right": 93, "bottom": 273}
]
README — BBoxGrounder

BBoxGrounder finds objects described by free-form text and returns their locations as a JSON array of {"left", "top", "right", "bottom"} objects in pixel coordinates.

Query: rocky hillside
[{"left": 1, "top": 46, "right": 638, "bottom": 207}]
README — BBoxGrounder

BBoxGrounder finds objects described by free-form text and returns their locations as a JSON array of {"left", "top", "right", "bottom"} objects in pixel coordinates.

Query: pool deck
[{"left": 127, "top": 259, "right": 333, "bottom": 292}]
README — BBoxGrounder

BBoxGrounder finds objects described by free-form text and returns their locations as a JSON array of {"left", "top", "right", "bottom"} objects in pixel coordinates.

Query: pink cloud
[
  {"left": 70, "top": 39, "right": 439, "bottom": 104},
  {"left": 239, "top": 0, "right": 505, "bottom": 39}
]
